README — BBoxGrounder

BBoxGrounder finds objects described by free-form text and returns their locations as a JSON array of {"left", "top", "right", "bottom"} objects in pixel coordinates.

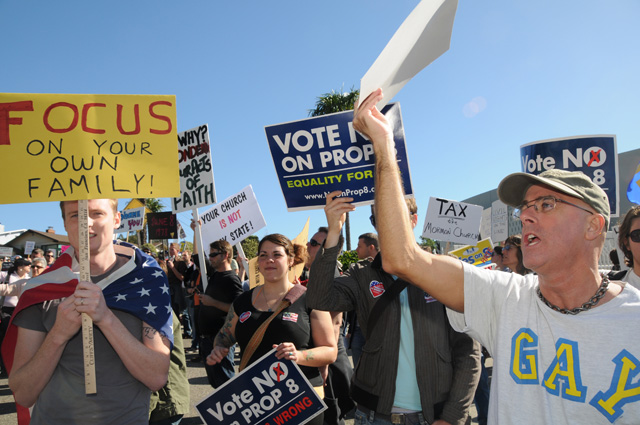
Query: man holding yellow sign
[
  {"left": 4, "top": 199, "right": 173, "bottom": 424},
  {"left": 1, "top": 93, "right": 180, "bottom": 424}
]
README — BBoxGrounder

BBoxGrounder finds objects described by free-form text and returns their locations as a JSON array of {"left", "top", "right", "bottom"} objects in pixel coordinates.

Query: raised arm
[{"left": 353, "top": 89, "right": 465, "bottom": 312}]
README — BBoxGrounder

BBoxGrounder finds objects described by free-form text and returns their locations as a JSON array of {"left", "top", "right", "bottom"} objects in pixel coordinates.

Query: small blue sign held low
[{"left": 196, "top": 348, "right": 326, "bottom": 425}]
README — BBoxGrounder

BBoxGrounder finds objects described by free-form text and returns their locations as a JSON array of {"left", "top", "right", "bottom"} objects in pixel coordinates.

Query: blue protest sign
[
  {"left": 520, "top": 135, "right": 619, "bottom": 217},
  {"left": 628, "top": 162, "right": 640, "bottom": 204},
  {"left": 265, "top": 103, "right": 413, "bottom": 211},
  {"left": 196, "top": 348, "right": 326, "bottom": 425}
]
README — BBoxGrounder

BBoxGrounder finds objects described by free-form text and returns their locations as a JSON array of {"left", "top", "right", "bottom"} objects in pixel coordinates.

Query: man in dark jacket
[{"left": 308, "top": 192, "right": 480, "bottom": 425}]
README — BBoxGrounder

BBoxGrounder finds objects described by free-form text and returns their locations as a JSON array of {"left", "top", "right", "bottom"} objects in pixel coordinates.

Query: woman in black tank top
[{"left": 206, "top": 234, "right": 337, "bottom": 425}]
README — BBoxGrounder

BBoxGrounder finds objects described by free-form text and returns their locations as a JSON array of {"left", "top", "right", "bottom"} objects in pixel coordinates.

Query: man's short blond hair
[{"left": 60, "top": 199, "right": 118, "bottom": 220}]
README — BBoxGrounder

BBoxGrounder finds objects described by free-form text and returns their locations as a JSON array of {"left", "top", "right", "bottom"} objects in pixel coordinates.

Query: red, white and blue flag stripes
[{"left": 1, "top": 240, "right": 173, "bottom": 402}]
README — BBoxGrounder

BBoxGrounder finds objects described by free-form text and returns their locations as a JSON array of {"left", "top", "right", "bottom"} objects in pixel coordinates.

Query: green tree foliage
[
  {"left": 419, "top": 236, "right": 438, "bottom": 253},
  {"left": 240, "top": 235, "right": 259, "bottom": 260},
  {"left": 338, "top": 250, "right": 359, "bottom": 271},
  {"left": 309, "top": 87, "right": 359, "bottom": 117},
  {"left": 143, "top": 198, "right": 164, "bottom": 213}
]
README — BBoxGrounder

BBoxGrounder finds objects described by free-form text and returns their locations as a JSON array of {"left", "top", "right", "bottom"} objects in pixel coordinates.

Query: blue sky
[{"left": 1, "top": 0, "right": 639, "bottom": 249}]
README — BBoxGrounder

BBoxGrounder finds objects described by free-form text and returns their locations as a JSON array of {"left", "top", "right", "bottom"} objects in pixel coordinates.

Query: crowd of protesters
[{"left": 0, "top": 181, "right": 637, "bottom": 424}]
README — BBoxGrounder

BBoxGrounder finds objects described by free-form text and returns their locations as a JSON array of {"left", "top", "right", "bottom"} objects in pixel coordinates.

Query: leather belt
[{"left": 357, "top": 404, "right": 422, "bottom": 424}]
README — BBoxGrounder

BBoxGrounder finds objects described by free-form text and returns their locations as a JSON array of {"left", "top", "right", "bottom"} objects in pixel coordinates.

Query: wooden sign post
[{"left": 78, "top": 200, "right": 97, "bottom": 395}]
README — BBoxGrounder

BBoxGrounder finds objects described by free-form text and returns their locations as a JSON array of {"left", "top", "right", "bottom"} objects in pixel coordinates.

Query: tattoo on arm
[
  {"left": 143, "top": 326, "right": 158, "bottom": 340},
  {"left": 214, "top": 308, "right": 236, "bottom": 348},
  {"left": 144, "top": 326, "right": 170, "bottom": 344},
  {"left": 304, "top": 350, "right": 315, "bottom": 361}
]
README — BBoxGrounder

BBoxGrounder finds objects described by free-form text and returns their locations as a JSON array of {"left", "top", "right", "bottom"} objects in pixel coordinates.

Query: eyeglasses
[
  {"left": 502, "top": 244, "right": 515, "bottom": 252},
  {"left": 209, "top": 252, "right": 223, "bottom": 258},
  {"left": 629, "top": 229, "right": 640, "bottom": 243},
  {"left": 513, "top": 196, "right": 594, "bottom": 220},
  {"left": 32, "top": 265, "right": 44, "bottom": 270},
  {"left": 45, "top": 254, "right": 54, "bottom": 258},
  {"left": 308, "top": 239, "right": 321, "bottom": 247}
]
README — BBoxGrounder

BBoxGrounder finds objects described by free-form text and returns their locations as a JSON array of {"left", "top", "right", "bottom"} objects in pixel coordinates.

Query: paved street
[{"left": 0, "top": 339, "right": 483, "bottom": 424}]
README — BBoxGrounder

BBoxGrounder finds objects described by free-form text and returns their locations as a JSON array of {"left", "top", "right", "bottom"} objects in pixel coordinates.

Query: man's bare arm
[
  {"left": 199, "top": 294, "right": 232, "bottom": 312},
  {"left": 9, "top": 295, "right": 83, "bottom": 407},
  {"left": 353, "top": 89, "right": 465, "bottom": 312},
  {"left": 97, "top": 315, "right": 170, "bottom": 391},
  {"left": 214, "top": 308, "right": 237, "bottom": 348}
]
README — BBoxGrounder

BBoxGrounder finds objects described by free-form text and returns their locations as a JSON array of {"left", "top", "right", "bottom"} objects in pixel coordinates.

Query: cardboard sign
[
  {"left": 24, "top": 241, "right": 35, "bottom": 255},
  {"left": 265, "top": 103, "right": 413, "bottom": 211},
  {"left": 448, "top": 238, "right": 494, "bottom": 267},
  {"left": 147, "top": 212, "right": 178, "bottom": 240},
  {"left": 480, "top": 207, "right": 491, "bottom": 240},
  {"left": 0, "top": 93, "right": 179, "bottom": 204},
  {"left": 360, "top": 0, "right": 458, "bottom": 109},
  {"left": 422, "top": 197, "right": 482, "bottom": 245},
  {"left": 196, "top": 348, "right": 326, "bottom": 425},
  {"left": 520, "top": 135, "right": 619, "bottom": 217},
  {"left": 490, "top": 200, "right": 508, "bottom": 244},
  {"left": 171, "top": 124, "right": 217, "bottom": 213},
  {"left": 200, "top": 186, "right": 266, "bottom": 248},
  {"left": 115, "top": 206, "right": 146, "bottom": 234},
  {"left": 0, "top": 247, "right": 13, "bottom": 257}
]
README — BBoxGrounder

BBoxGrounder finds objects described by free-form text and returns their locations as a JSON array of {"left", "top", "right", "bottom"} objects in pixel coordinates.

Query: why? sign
[{"left": 171, "top": 124, "right": 216, "bottom": 213}]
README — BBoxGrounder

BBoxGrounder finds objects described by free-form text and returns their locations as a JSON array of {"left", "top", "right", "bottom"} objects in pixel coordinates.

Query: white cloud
[{"left": 463, "top": 96, "right": 487, "bottom": 118}]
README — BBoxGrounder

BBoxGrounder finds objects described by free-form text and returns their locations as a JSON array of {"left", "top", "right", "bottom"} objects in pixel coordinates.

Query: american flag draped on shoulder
[{"left": 1, "top": 240, "right": 173, "bottom": 423}]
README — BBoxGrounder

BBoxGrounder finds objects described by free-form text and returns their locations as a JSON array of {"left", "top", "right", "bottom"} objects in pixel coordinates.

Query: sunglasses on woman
[{"left": 629, "top": 229, "right": 640, "bottom": 243}]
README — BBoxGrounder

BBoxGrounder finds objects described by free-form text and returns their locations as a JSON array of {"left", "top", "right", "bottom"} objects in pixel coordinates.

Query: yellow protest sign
[
  {"left": 248, "top": 217, "right": 311, "bottom": 289},
  {"left": 124, "top": 198, "right": 152, "bottom": 214},
  {"left": 288, "top": 217, "right": 310, "bottom": 284},
  {"left": 0, "top": 93, "right": 180, "bottom": 204},
  {"left": 449, "top": 238, "right": 494, "bottom": 267}
]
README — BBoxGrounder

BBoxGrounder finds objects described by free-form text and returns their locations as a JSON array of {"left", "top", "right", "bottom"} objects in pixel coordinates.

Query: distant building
[{"left": 0, "top": 228, "right": 69, "bottom": 258}]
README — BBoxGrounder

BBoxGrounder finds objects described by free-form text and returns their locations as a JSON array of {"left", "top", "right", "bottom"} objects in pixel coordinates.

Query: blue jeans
[
  {"left": 349, "top": 325, "right": 365, "bottom": 368},
  {"left": 354, "top": 409, "right": 426, "bottom": 425}
]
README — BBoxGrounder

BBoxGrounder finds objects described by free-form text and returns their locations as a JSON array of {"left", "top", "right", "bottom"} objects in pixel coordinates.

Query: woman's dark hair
[
  {"left": 504, "top": 234, "right": 530, "bottom": 275},
  {"left": 617, "top": 205, "right": 640, "bottom": 268},
  {"left": 258, "top": 234, "right": 294, "bottom": 258}
]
